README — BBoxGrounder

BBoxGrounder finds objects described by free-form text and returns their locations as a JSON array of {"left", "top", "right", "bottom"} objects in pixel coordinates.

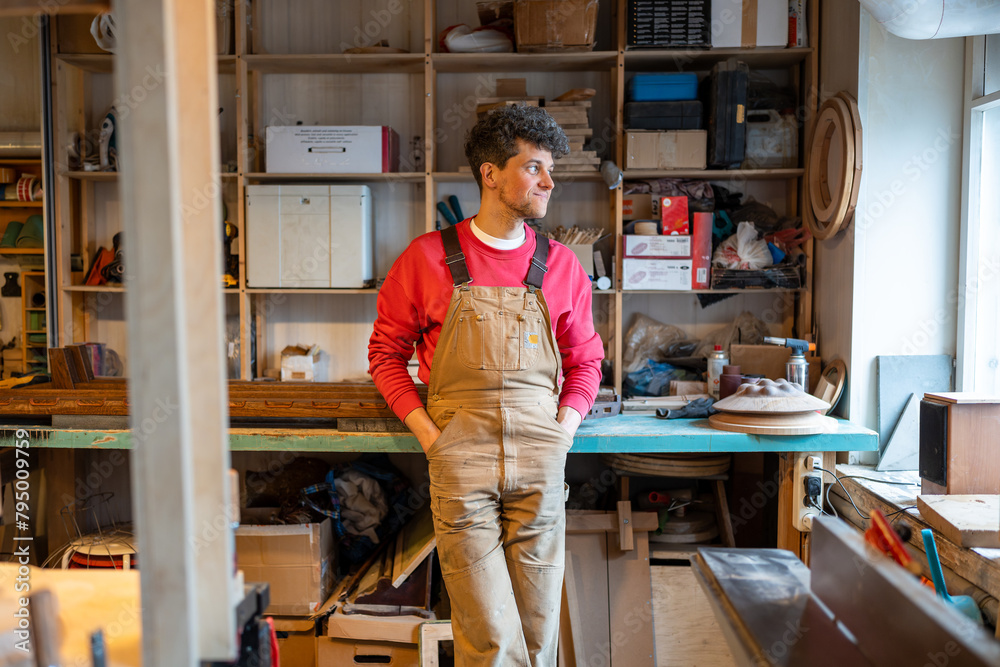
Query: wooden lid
[
  {"left": 923, "top": 392, "right": 1000, "bottom": 405},
  {"left": 714, "top": 378, "right": 831, "bottom": 414}
]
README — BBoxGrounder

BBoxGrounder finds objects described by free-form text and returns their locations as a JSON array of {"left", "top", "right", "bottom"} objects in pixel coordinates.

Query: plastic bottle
[{"left": 707, "top": 345, "right": 728, "bottom": 399}]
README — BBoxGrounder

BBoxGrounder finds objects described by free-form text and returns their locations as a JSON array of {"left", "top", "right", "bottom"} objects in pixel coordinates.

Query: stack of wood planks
[
  {"left": 547, "top": 88, "right": 600, "bottom": 172},
  {"left": 0, "top": 346, "right": 418, "bottom": 424}
]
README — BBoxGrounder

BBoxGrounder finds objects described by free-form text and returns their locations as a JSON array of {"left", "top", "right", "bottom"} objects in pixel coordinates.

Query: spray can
[
  {"left": 707, "top": 344, "right": 728, "bottom": 399},
  {"left": 763, "top": 336, "right": 814, "bottom": 391}
]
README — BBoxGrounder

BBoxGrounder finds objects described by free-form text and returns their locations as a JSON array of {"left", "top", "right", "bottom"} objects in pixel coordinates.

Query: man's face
[{"left": 493, "top": 139, "right": 555, "bottom": 220}]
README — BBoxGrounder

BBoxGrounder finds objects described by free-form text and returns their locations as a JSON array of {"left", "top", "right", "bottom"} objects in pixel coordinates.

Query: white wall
[{"left": 815, "top": 9, "right": 965, "bottom": 463}]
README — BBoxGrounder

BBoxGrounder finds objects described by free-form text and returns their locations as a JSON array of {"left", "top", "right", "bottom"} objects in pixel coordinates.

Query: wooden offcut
[{"left": 917, "top": 495, "right": 1000, "bottom": 548}]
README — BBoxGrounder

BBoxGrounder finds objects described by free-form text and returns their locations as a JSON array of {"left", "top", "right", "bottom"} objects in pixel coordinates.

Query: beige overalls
[{"left": 424, "top": 225, "right": 572, "bottom": 667}]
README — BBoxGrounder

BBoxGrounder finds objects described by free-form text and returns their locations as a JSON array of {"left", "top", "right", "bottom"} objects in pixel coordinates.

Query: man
[{"left": 368, "top": 105, "right": 604, "bottom": 667}]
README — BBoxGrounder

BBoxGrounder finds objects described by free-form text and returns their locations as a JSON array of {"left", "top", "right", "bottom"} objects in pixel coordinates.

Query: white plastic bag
[
  {"left": 442, "top": 24, "right": 513, "bottom": 53},
  {"left": 712, "top": 221, "right": 772, "bottom": 270}
]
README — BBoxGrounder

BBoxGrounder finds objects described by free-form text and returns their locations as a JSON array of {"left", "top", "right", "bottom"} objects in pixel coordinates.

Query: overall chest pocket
[{"left": 457, "top": 311, "right": 544, "bottom": 371}]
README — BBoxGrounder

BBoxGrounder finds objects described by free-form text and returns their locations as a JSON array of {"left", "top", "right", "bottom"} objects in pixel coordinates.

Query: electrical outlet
[{"left": 793, "top": 452, "right": 822, "bottom": 531}]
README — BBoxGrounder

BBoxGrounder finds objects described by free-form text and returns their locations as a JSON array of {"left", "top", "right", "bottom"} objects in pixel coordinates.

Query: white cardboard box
[
  {"left": 623, "top": 258, "right": 692, "bottom": 291},
  {"left": 265, "top": 125, "right": 399, "bottom": 174},
  {"left": 245, "top": 184, "right": 373, "bottom": 288},
  {"left": 623, "top": 234, "right": 691, "bottom": 259},
  {"left": 711, "top": 0, "right": 787, "bottom": 48},
  {"left": 281, "top": 345, "right": 321, "bottom": 381}
]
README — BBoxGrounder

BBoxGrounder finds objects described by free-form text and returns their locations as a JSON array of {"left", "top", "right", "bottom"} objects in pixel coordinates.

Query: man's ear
[{"left": 480, "top": 162, "right": 498, "bottom": 189}]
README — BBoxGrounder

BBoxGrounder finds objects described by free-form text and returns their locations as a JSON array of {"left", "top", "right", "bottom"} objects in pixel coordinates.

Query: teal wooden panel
[{"left": 1, "top": 416, "right": 877, "bottom": 453}]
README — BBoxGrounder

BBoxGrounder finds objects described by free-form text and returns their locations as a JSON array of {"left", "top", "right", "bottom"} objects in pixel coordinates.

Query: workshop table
[{"left": 1, "top": 416, "right": 877, "bottom": 560}]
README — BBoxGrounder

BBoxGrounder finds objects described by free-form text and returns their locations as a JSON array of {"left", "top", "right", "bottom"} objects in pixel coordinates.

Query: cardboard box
[
  {"left": 318, "top": 608, "right": 427, "bottom": 666},
  {"left": 623, "top": 234, "right": 691, "bottom": 259},
  {"left": 235, "top": 519, "right": 335, "bottom": 616},
  {"left": 265, "top": 126, "right": 400, "bottom": 173},
  {"left": 711, "top": 0, "right": 787, "bottom": 48},
  {"left": 690, "top": 211, "right": 712, "bottom": 289},
  {"left": 273, "top": 616, "right": 318, "bottom": 667},
  {"left": 622, "top": 193, "right": 659, "bottom": 220},
  {"left": 624, "top": 130, "right": 707, "bottom": 170},
  {"left": 623, "top": 258, "right": 692, "bottom": 291},
  {"left": 513, "top": 0, "right": 599, "bottom": 52},
  {"left": 660, "top": 196, "right": 689, "bottom": 235},
  {"left": 729, "top": 344, "right": 821, "bottom": 393},
  {"left": 281, "top": 344, "right": 321, "bottom": 382},
  {"left": 567, "top": 233, "right": 613, "bottom": 280}
]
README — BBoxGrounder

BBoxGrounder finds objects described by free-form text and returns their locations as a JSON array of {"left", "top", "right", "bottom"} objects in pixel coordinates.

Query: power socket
[{"left": 792, "top": 453, "right": 823, "bottom": 531}]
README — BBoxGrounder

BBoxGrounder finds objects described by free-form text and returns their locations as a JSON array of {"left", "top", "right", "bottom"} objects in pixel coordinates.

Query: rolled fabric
[
  {"left": 15, "top": 214, "right": 44, "bottom": 248},
  {"left": 3, "top": 183, "right": 17, "bottom": 201},
  {"left": 1, "top": 220, "right": 23, "bottom": 247},
  {"left": 0, "top": 167, "right": 16, "bottom": 183}
]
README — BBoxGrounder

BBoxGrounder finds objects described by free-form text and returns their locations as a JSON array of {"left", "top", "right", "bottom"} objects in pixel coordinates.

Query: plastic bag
[
  {"left": 439, "top": 24, "right": 513, "bottom": 52},
  {"left": 624, "top": 360, "right": 701, "bottom": 398},
  {"left": 622, "top": 313, "right": 688, "bottom": 374},
  {"left": 712, "top": 221, "right": 773, "bottom": 270}
]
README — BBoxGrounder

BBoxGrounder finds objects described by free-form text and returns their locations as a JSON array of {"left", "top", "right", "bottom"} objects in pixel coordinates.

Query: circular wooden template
[
  {"left": 815, "top": 358, "right": 847, "bottom": 412},
  {"left": 658, "top": 511, "right": 716, "bottom": 535},
  {"left": 708, "top": 411, "right": 838, "bottom": 435},
  {"left": 649, "top": 526, "right": 719, "bottom": 544},
  {"left": 601, "top": 453, "right": 731, "bottom": 477},
  {"left": 806, "top": 95, "right": 861, "bottom": 240}
]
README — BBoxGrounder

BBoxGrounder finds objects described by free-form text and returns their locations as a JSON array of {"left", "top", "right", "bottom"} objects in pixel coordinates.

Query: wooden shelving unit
[{"left": 48, "top": 0, "right": 819, "bottom": 393}]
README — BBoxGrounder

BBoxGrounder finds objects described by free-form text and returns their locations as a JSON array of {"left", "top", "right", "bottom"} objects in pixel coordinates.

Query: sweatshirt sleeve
[
  {"left": 368, "top": 272, "right": 425, "bottom": 422},
  {"left": 554, "top": 258, "right": 605, "bottom": 417}
]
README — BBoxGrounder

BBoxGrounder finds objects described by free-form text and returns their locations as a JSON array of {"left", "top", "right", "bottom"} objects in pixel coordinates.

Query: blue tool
[
  {"left": 921, "top": 529, "right": 983, "bottom": 625},
  {"left": 447, "top": 195, "right": 464, "bottom": 221},
  {"left": 437, "top": 201, "right": 458, "bottom": 227}
]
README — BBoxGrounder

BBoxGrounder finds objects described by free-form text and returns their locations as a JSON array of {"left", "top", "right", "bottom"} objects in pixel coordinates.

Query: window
[{"left": 957, "top": 35, "right": 1000, "bottom": 393}]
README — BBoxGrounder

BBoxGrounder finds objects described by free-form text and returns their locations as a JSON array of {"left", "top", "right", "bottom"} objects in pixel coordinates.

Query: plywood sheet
[
  {"left": 875, "top": 355, "right": 952, "bottom": 450},
  {"left": 652, "top": 565, "right": 736, "bottom": 666}
]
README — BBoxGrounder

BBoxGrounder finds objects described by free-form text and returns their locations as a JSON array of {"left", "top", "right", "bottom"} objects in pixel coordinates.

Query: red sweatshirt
[{"left": 369, "top": 220, "right": 604, "bottom": 422}]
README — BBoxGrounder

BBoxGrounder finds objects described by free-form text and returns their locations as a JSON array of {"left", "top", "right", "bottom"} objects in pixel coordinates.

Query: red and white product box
[
  {"left": 623, "top": 234, "right": 691, "bottom": 259},
  {"left": 265, "top": 125, "right": 400, "bottom": 173},
  {"left": 623, "top": 258, "right": 692, "bottom": 291},
  {"left": 660, "top": 196, "right": 689, "bottom": 235},
  {"left": 690, "top": 212, "right": 713, "bottom": 289}
]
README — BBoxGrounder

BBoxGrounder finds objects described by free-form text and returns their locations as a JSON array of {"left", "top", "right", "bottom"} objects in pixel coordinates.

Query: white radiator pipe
[{"left": 858, "top": 0, "right": 1000, "bottom": 39}]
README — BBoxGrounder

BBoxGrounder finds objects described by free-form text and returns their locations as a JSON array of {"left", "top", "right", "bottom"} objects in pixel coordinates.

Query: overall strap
[
  {"left": 524, "top": 235, "right": 550, "bottom": 290},
  {"left": 440, "top": 224, "right": 471, "bottom": 287}
]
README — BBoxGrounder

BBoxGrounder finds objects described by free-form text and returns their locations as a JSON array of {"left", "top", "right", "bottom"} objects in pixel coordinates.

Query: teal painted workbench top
[{"left": 0, "top": 415, "right": 877, "bottom": 453}]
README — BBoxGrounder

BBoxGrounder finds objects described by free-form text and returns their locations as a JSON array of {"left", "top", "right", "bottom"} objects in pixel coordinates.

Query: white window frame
[{"left": 957, "top": 35, "right": 1000, "bottom": 391}]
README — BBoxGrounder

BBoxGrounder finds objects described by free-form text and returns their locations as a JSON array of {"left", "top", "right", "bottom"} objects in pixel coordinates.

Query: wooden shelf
[
  {"left": 244, "top": 53, "right": 425, "bottom": 74},
  {"left": 433, "top": 171, "right": 604, "bottom": 183},
  {"left": 624, "top": 47, "right": 814, "bottom": 71},
  {"left": 244, "top": 288, "right": 378, "bottom": 295},
  {"left": 0, "top": 248, "right": 43, "bottom": 255},
  {"left": 432, "top": 51, "right": 618, "bottom": 73},
  {"left": 62, "top": 285, "right": 125, "bottom": 293},
  {"left": 24, "top": 308, "right": 46, "bottom": 312},
  {"left": 58, "top": 53, "right": 238, "bottom": 74},
  {"left": 623, "top": 169, "right": 803, "bottom": 181},
  {"left": 0, "top": 159, "right": 41, "bottom": 165},
  {"left": 244, "top": 172, "right": 425, "bottom": 183},
  {"left": 623, "top": 288, "right": 803, "bottom": 295},
  {"left": 0, "top": 201, "right": 42, "bottom": 207}
]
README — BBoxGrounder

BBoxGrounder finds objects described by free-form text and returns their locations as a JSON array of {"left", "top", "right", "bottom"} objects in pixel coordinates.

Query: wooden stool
[{"left": 602, "top": 453, "right": 736, "bottom": 548}]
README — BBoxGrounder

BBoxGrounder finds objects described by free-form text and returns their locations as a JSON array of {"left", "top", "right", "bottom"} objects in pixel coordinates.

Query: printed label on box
[
  {"left": 623, "top": 234, "right": 691, "bottom": 258},
  {"left": 623, "top": 258, "right": 692, "bottom": 290}
]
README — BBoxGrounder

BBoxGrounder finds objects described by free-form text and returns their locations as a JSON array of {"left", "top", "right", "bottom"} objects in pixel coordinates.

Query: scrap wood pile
[{"left": 0, "top": 346, "right": 419, "bottom": 425}]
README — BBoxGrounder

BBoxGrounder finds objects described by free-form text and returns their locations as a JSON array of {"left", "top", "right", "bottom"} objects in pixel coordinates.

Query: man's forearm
[{"left": 404, "top": 407, "right": 441, "bottom": 454}]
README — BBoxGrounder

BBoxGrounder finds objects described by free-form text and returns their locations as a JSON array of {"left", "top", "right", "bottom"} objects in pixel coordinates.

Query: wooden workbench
[{"left": 0, "top": 417, "right": 877, "bottom": 560}]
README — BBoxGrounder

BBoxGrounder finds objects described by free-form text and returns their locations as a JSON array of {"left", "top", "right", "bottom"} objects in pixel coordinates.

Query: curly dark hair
[{"left": 464, "top": 104, "right": 570, "bottom": 190}]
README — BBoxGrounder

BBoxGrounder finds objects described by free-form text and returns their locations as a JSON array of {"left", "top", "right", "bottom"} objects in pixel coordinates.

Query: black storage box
[
  {"left": 703, "top": 59, "right": 749, "bottom": 169},
  {"left": 625, "top": 100, "right": 703, "bottom": 130},
  {"left": 628, "top": 0, "right": 710, "bottom": 49}
]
